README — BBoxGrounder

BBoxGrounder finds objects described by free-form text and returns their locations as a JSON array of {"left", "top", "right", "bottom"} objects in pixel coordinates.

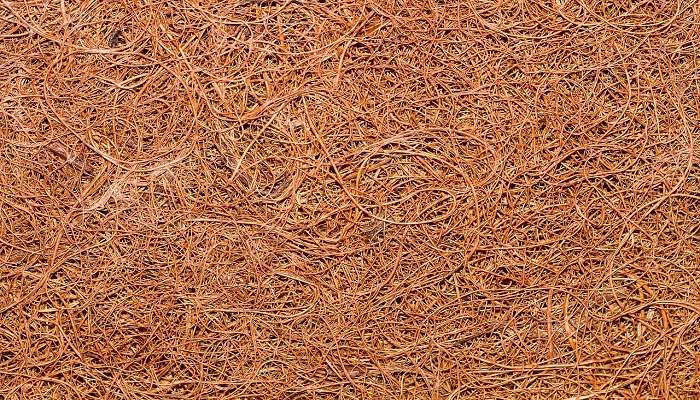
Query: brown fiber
[{"left": 1, "top": 0, "right": 699, "bottom": 398}]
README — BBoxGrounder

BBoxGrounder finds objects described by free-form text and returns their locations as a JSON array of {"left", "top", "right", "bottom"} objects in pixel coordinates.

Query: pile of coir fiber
[{"left": 1, "top": 0, "right": 699, "bottom": 398}]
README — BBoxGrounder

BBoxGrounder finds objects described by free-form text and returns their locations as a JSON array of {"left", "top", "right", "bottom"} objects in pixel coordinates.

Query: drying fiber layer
[{"left": 1, "top": 0, "right": 700, "bottom": 398}]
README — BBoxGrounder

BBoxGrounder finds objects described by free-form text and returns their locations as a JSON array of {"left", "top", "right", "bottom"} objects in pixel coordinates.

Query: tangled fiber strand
[{"left": 1, "top": 0, "right": 700, "bottom": 398}]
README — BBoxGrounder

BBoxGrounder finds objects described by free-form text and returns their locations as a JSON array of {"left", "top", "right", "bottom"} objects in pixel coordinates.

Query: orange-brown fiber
[{"left": 1, "top": 0, "right": 699, "bottom": 398}]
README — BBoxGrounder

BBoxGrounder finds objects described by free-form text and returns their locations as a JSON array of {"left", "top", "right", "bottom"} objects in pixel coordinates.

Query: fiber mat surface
[{"left": 1, "top": 0, "right": 699, "bottom": 398}]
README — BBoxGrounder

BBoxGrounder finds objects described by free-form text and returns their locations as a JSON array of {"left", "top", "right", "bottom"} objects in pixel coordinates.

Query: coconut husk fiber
[{"left": 1, "top": 0, "right": 699, "bottom": 398}]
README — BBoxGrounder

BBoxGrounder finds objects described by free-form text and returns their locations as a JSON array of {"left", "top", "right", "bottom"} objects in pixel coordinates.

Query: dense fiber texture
[{"left": 1, "top": 0, "right": 699, "bottom": 398}]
